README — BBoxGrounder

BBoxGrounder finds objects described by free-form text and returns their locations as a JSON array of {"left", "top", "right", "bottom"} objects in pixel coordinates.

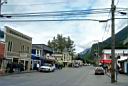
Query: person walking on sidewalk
[{"left": 36, "top": 62, "right": 40, "bottom": 71}]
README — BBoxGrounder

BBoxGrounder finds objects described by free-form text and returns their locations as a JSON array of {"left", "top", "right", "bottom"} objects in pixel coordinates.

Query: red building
[
  {"left": 0, "top": 42, "right": 5, "bottom": 58},
  {"left": 0, "top": 42, "right": 5, "bottom": 69}
]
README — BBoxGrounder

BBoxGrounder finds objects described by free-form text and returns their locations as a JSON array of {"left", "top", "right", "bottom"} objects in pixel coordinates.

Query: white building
[{"left": 102, "top": 49, "right": 128, "bottom": 59}]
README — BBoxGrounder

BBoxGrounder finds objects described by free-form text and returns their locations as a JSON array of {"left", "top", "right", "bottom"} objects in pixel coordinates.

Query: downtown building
[
  {"left": 101, "top": 49, "right": 128, "bottom": 74},
  {"left": 0, "top": 26, "right": 32, "bottom": 72},
  {"left": 31, "top": 44, "right": 54, "bottom": 69},
  {"left": 53, "top": 48, "right": 72, "bottom": 67}
]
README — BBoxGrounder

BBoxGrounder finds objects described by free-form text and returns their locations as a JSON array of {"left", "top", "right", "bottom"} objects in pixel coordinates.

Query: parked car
[
  {"left": 94, "top": 67, "right": 105, "bottom": 75},
  {"left": 73, "top": 63, "right": 79, "bottom": 68},
  {"left": 84, "top": 63, "right": 91, "bottom": 66},
  {"left": 39, "top": 63, "right": 56, "bottom": 72}
]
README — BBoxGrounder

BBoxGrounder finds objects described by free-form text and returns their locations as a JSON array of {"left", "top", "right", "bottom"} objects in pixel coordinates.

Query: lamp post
[{"left": 0, "top": 0, "right": 7, "bottom": 15}]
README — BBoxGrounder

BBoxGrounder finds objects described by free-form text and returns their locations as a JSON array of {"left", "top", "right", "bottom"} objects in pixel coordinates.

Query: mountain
[
  {"left": 102, "top": 25, "right": 128, "bottom": 49},
  {"left": 79, "top": 48, "right": 91, "bottom": 58},
  {"left": 80, "top": 48, "right": 91, "bottom": 54},
  {"left": 80, "top": 25, "right": 128, "bottom": 61}
]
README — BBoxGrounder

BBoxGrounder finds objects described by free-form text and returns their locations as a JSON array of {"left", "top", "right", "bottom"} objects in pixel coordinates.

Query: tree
[{"left": 47, "top": 34, "right": 75, "bottom": 54}]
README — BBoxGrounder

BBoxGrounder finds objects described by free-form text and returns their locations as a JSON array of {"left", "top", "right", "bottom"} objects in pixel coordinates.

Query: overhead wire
[
  {"left": 101, "top": 11, "right": 111, "bottom": 42},
  {"left": 3, "top": 1, "right": 67, "bottom": 6},
  {"left": 116, "top": 0, "right": 119, "bottom": 5},
  {"left": 2, "top": 8, "right": 127, "bottom": 18},
  {"left": 2, "top": 8, "right": 111, "bottom": 15},
  {"left": 0, "top": 18, "right": 103, "bottom": 22},
  {"left": 3, "top": 8, "right": 127, "bottom": 15},
  {"left": 0, "top": 17, "right": 128, "bottom": 22}
]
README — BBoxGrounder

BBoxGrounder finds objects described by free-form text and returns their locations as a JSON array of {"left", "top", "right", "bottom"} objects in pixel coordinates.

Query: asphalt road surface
[{"left": 0, "top": 66, "right": 128, "bottom": 86}]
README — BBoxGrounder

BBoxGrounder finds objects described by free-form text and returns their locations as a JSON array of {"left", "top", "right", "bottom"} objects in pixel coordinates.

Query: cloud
[{"left": 0, "top": 0, "right": 128, "bottom": 53}]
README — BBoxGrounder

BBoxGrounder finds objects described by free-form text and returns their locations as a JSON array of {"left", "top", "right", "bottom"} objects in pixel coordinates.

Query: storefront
[
  {"left": 118, "top": 58, "right": 128, "bottom": 74},
  {"left": 31, "top": 54, "right": 41, "bottom": 70},
  {"left": 100, "top": 59, "right": 112, "bottom": 64},
  {"left": 0, "top": 42, "right": 5, "bottom": 70}
]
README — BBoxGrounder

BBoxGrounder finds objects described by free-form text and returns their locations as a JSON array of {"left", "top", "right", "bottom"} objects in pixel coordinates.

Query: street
[{"left": 0, "top": 66, "right": 128, "bottom": 86}]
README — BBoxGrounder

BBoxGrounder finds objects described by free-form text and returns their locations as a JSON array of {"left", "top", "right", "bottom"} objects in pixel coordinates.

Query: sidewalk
[
  {"left": 106, "top": 72, "right": 128, "bottom": 85},
  {"left": 0, "top": 70, "right": 36, "bottom": 76}
]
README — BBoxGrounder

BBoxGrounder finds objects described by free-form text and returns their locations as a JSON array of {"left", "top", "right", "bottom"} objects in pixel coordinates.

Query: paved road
[{"left": 0, "top": 66, "right": 128, "bottom": 86}]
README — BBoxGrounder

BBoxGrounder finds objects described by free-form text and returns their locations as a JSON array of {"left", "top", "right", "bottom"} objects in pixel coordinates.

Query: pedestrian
[
  {"left": 6, "top": 62, "right": 10, "bottom": 73},
  {"left": 33, "top": 63, "right": 37, "bottom": 70},
  {"left": 9, "top": 63, "right": 14, "bottom": 73},
  {"left": 36, "top": 62, "right": 40, "bottom": 71}
]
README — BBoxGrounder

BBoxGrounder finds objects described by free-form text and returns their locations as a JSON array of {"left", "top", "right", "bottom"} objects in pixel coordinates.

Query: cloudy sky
[{"left": 0, "top": 0, "right": 128, "bottom": 53}]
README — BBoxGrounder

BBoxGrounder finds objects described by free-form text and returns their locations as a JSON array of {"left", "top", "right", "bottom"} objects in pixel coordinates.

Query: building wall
[
  {"left": 0, "top": 42, "right": 5, "bottom": 59},
  {"left": 102, "top": 49, "right": 128, "bottom": 59},
  {"left": 4, "top": 26, "right": 32, "bottom": 71},
  {"left": 52, "top": 54, "right": 63, "bottom": 63},
  {"left": 63, "top": 52, "right": 72, "bottom": 63}
]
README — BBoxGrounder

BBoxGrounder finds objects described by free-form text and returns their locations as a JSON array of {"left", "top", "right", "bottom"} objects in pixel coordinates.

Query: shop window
[
  {"left": 27, "top": 47, "right": 29, "bottom": 53},
  {"left": 7, "top": 41, "right": 13, "bottom": 52},
  {"left": 21, "top": 45, "right": 25, "bottom": 53}
]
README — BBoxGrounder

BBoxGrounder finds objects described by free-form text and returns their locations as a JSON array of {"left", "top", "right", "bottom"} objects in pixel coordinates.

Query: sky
[{"left": 0, "top": 0, "right": 128, "bottom": 53}]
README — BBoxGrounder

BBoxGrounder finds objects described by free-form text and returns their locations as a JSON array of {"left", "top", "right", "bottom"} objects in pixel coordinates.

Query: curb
[{"left": 0, "top": 71, "right": 36, "bottom": 76}]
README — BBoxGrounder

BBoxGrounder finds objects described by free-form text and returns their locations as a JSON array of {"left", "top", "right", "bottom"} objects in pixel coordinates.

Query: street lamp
[{"left": 0, "top": 0, "right": 7, "bottom": 15}]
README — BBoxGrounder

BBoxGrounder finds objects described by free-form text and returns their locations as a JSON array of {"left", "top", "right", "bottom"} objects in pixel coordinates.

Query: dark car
[{"left": 95, "top": 67, "right": 105, "bottom": 75}]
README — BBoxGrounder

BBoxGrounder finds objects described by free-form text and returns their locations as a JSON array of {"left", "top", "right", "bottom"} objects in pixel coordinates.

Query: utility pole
[{"left": 111, "top": 0, "right": 116, "bottom": 83}]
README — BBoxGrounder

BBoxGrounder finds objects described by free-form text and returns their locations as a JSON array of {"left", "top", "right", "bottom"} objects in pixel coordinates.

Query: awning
[
  {"left": 118, "top": 56, "right": 128, "bottom": 62},
  {"left": 100, "top": 59, "right": 112, "bottom": 64},
  {"left": 31, "top": 54, "right": 40, "bottom": 60}
]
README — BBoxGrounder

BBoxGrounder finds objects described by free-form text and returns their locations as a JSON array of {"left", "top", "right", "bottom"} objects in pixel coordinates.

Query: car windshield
[{"left": 43, "top": 63, "right": 53, "bottom": 67}]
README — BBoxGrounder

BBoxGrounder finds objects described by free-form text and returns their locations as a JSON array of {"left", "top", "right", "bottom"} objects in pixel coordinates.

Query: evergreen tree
[{"left": 47, "top": 34, "right": 75, "bottom": 54}]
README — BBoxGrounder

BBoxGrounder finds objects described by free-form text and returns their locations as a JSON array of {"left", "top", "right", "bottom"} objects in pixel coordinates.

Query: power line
[
  {"left": 0, "top": 18, "right": 102, "bottom": 22},
  {"left": 3, "top": 8, "right": 111, "bottom": 15},
  {"left": 102, "top": 11, "right": 111, "bottom": 41},
  {"left": 1, "top": 8, "right": 126, "bottom": 18},
  {"left": 3, "top": 1, "right": 66, "bottom": 6},
  {"left": 0, "top": 8, "right": 111, "bottom": 18},
  {"left": 3, "top": 12, "right": 110, "bottom": 17},
  {"left": 116, "top": 0, "right": 119, "bottom": 5},
  {"left": 0, "top": 17, "right": 128, "bottom": 22}
]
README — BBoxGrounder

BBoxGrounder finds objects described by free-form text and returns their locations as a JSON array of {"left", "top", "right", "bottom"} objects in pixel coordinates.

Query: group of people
[
  {"left": 55, "top": 63, "right": 63, "bottom": 69},
  {"left": 101, "top": 64, "right": 120, "bottom": 73},
  {"left": 6, "top": 62, "right": 24, "bottom": 73}
]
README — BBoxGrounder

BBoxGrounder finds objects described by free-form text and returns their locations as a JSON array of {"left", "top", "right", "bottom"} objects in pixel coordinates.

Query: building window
[
  {"left": 36, "top": 50, "right": 40, "bottom": 56},
  {"left": 0, "top": 30, "right": 4, "bottom": 38},
  {"left": 27, "top": 47, "right": 29, "bottom": 53},
  {"left": 21, "top": 45, "right": 25, "bottom": 53},
  {"left": 7, "top": 41, "right": 13, "bottom": 52},
  {"left": 64, "top": 54, "right": 65, "bottom": 61}
]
